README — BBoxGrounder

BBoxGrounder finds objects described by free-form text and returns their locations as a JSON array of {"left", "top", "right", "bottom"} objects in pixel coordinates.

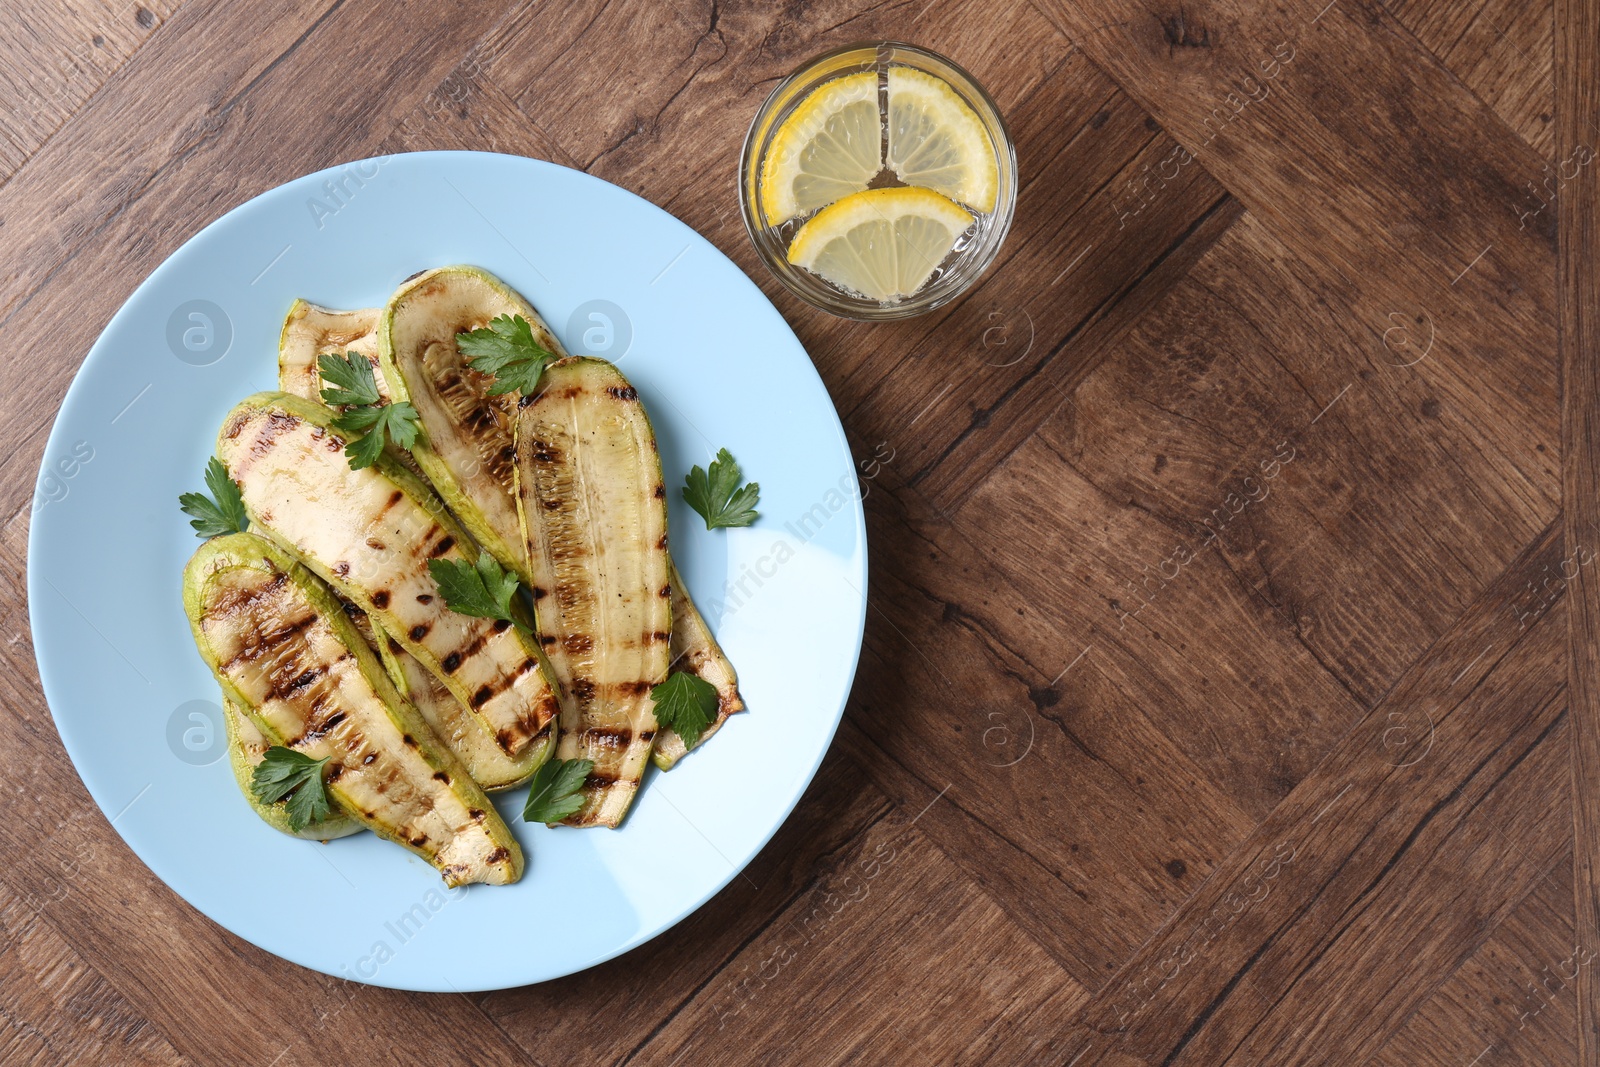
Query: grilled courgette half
[
  {"left": 215, "top": 392, "right": 565, "bottom": 760},
  {"left": 515, "top": 358, "right": 671, "bottom": 827},
  {"left": 184, "top": 533, "right": 522, "bottom": 886},
  {"left": 377, "top": 265, "right": 557, "bottom": 576},
  {"left": 654, "top": 559, "right": 746, "bottom": 769},
  {"left": 223, "top": 695, "right": 363, "bottom": 840},
  {"left": 278, "top": 300, "right": 382, "bottom": 403}
]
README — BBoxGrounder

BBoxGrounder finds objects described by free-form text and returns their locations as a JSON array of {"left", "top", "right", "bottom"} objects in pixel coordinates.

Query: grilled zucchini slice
[
  {"left": 515, "top": 357, "right": 671, "bottom": 827},
  {"left": 184, "top": 533, "right": 522, "bottom": 886},
  {"left": 654, "top": 559, "right": 746, "bottom": 770},
  {"left": 377, "top": 265, "right": 558, "bottom": 577},
  {"left": 215, "top": 392, "right": 565, "bottom": 760},
  {"left": 223, "top": 695, "right": 363, "bottom": 840},
  {"left": 278, "top": 303, "right": 543, "bottom": 790},
  {"left": 277, "top": 300, "right": 383, "bottom": 403}
]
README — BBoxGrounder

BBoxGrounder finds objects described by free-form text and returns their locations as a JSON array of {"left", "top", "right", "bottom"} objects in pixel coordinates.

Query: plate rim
[{"left": 25, "top": 149, "right": 868, "bottom": 991}]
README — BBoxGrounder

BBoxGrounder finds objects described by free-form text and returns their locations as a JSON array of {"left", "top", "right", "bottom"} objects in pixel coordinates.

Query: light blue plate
[{"left": 27, "top": 152, "right": 867, "bottom": 992}]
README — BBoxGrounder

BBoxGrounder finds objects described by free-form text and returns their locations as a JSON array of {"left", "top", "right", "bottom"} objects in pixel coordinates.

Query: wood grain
[
  {"left": 0, "top": 0, "right": 177, "bottom": 183},
  {"left": 1558, "top": 0, "right": 1600, "bottom": 1056},
  {"left": 0, "top": 0, "right": 1591, "bottom": 1061},
  {"left": 0, "top": 879, "right": 190, "bottom": 1066},
  {"left": 1387, "top": 0, "right": 1556, "bottom": 158},
  {"left": 1372, "top": 850, "right": 1577, "bottom": 1067}
]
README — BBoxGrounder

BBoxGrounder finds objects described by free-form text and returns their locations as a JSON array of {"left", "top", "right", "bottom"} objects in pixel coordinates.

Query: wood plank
[
  {"left": 1053, "top": 521, "right": 1571, "bottom": 1064},
  {"left": 626, "top": 796, "right": 1089, "bottom": 1066},
  {"left": 908, "top": 191, "right": 1244, "bottom": 510},
  {"left": 1558, "top": 0, "right": 1600, "bottom": 1056},
  {"left": 483, "top": 0, "right": 1067, "bottom": 177},
  {"left": 1370, "top": 850, "right": 1577, "bottom": 1067},
  {"left": 380, "top": 49, "right": 581, "bottom": 167},
  {"left": 1387, "top": 0, "right": 1556, "bottom": 158},
  {"left": 0, "top": 0, "right": 178, "bottom": 183},
  {"left": 0, "top": 879, "right": 191, "bottom": 1066},
  {"left": 830, "top": 104, "right": 1233, "bottom": 515},
  {"left": 0, "top": 0, "right": 330, "bottom": 324}
]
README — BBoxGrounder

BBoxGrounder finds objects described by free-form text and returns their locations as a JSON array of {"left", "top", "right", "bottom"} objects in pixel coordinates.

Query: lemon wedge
[
  {"left": 760, "top": 71, "right": 883, "bottom": 226},
  {"left": 886, "top": 66, "right": 998, "bottom": 213},
  {"left": 787, "top": 187, "right": 974, "bottom": 301}
]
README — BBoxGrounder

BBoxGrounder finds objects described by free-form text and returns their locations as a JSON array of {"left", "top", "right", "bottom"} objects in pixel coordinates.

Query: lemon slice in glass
[
  {"left": 886, "top": 66, "right": 998, "bottom": 213},
  {"left": 759, "top": 71, "right": 883, "bottom": 226},
  {"left": 787, "top": 187, "right": 975, "bottom": 301}
]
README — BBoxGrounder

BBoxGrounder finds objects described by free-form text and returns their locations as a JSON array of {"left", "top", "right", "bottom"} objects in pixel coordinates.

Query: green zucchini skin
[
  {"left": 376, "top": 265, "right": 561, "bottom": 587},
  {"left": 515, "top": 358, "right": 671, "bottom": 827},
  {"left": 653, "top": 559, "right": 746, "bottom": 770},
  {"left": 215, "top": 391, "right": 565, "bottom": 761},
  {"left": 184, "top": 533, "right": 522, "bottom": 886},
  {"left": 222, "top": 695, "right": 364, "bottom": 840}
]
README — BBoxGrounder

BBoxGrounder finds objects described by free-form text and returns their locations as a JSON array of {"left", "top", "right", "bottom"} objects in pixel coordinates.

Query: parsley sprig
[
  {"left": 650, "top": 671, "right": 719, "bottom": 748},
  {"left": 179, "top": 457, "right": 248, "bottom": 538},
  {"left": 456, "top": 314, "right": 555, "bottom": 396},
  {"left": 427, "top": 554, "right": 527, "bottom": 632},
  {"left": 250, "top": 746, "right": 334, "bottom": 832},
  {"left": 522, "top": 758, "right": 595, "bottom": 824},
  {"left": 317, "top": 352, "right": 422, "bottom": 471},
  {"left": 682, "top": 448, "right": 759, "bottom": 530}
]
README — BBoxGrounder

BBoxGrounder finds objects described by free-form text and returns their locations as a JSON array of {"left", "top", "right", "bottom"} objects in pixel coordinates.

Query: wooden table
[{"left": 2, "top": 0, "right": 1596, "bottom": 1062}]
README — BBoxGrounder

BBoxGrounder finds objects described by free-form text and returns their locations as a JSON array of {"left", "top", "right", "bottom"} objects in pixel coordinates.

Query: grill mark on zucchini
[
  {"left": 219, "top": 610, "right": 316, "bottom": 670},
  {"left": 216, "top": 393, "right": 566, "bottom": 761},
  {"left": 184, "top": 533, "right": 522, "bottom": 886},
  {"left": 424, "top": 349, "right": 518, "bottom": 500},
  {"left": 373, "top": 614, "right": 546, "bottom": 792}
]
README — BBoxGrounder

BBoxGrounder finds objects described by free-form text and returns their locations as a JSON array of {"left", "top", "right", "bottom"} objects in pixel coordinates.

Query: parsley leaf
[
  {"left": 179, "top": 457, "right": 248, "bottom": 538},
  {"left": 650, "top": 671, "right": 719, "bottom": 749},
  {"left": 522, "top": 758, "right": 594, "bottom": 823},
  {"left": 682, "top": 448, "right": 759, "bottom": 530},
  {"left": 428, "top": 554, "right": 522, "bottom": 628},
  {"left": 333, "top": 401, "right": 422, "bottom": 470},
  {"left": 316, "top": 352, "right": 383, "bottom": 408},
  {"left": 318, "top": 352, "right": 423, "bottom": 471},
  {"left": 456, "top": 314, "right": 554, "bottom": 396},
  {"left": 250, "top": 746, "right": 333, "bottom": 832}
]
